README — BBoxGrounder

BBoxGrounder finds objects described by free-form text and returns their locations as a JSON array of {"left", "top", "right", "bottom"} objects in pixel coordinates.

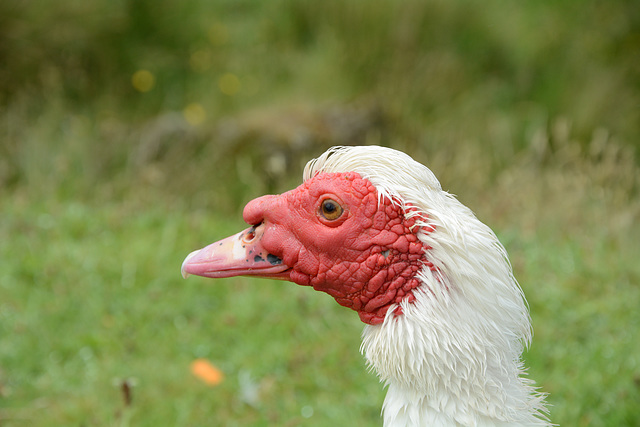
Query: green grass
[{"left": 2, "top": 0, "right": 640, "bottom": 425}]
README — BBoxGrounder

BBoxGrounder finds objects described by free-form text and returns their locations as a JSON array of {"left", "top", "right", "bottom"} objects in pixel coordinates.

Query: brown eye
[{"left": 320, "top": 199, "right": 344, "bottom": 221}]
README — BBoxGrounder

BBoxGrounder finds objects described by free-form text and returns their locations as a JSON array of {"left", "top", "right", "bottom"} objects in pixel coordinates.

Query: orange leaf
[{"left": 190, "top": 358, "right": 224, "bottom": 386}]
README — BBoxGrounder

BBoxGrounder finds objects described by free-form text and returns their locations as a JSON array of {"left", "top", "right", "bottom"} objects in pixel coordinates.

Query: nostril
[
  {"left": 242, "top": 222, "right": 264, "bottom": 243},
  {"left": 243, "top": 224, "right": 258, "bottom": 243}
]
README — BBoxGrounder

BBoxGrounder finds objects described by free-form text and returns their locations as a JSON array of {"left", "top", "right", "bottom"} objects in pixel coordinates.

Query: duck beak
[{"left": 181, "top": 223, "right": 291, "bottom": 280}]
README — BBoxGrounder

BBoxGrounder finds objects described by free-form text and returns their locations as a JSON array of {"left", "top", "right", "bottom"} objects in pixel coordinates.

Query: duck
[{"left": 182, "top": 145, "right": 550, "bottom": 426}]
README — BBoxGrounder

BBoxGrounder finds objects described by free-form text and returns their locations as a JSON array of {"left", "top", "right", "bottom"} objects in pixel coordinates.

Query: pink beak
[{"left": 181, "top": 223, "right": 291, "bottom": 280}]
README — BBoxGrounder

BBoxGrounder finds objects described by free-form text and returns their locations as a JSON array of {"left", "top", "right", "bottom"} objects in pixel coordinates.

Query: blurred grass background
[{"left": 1, "top": 0, "right": 639, "bottom": 425}]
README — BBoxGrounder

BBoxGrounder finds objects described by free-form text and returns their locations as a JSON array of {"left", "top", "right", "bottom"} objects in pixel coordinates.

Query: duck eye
[{"left": 319, "top": 199, "right": 344, "bottom": 221}]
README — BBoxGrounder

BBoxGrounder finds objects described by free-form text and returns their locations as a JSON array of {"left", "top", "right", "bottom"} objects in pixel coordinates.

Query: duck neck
[{"left": 360, "top": 288, "right": 549, "bottom": 426}]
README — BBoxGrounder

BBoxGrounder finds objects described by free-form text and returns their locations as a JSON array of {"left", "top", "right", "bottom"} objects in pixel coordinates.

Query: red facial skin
[{"left": 242, "top": 172, "right": 430, "bottom": 325}]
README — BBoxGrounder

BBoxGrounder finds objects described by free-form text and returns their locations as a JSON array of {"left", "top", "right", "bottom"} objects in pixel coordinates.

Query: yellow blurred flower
[
  {"left": 218, "top": 73, "right": 241, "bottom": 96},
  {"left": 183, "top": 103, "right": 206, "bottom": 126},
  {"left": 131, "top": 70, "right": 155, "bottom": 92}
]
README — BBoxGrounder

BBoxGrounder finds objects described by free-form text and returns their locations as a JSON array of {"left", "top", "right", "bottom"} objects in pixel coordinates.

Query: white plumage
[{"left": 305, "top": 146, "right": 550, "bottom": 426}]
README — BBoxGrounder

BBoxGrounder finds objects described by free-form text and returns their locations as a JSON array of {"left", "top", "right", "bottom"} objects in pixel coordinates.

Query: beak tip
[{"left": 181, "top": 249, "right": 200, "bottom": 279}]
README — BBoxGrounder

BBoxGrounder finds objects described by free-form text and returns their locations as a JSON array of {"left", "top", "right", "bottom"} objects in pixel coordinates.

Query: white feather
[{"left": 305, "top": 146, "right": 550, "bottom": 427}]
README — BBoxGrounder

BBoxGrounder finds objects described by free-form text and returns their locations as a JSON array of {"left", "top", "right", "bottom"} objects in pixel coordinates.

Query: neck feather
[{"left": 360, "top": 286, "right": 550, "bottom": 426}]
